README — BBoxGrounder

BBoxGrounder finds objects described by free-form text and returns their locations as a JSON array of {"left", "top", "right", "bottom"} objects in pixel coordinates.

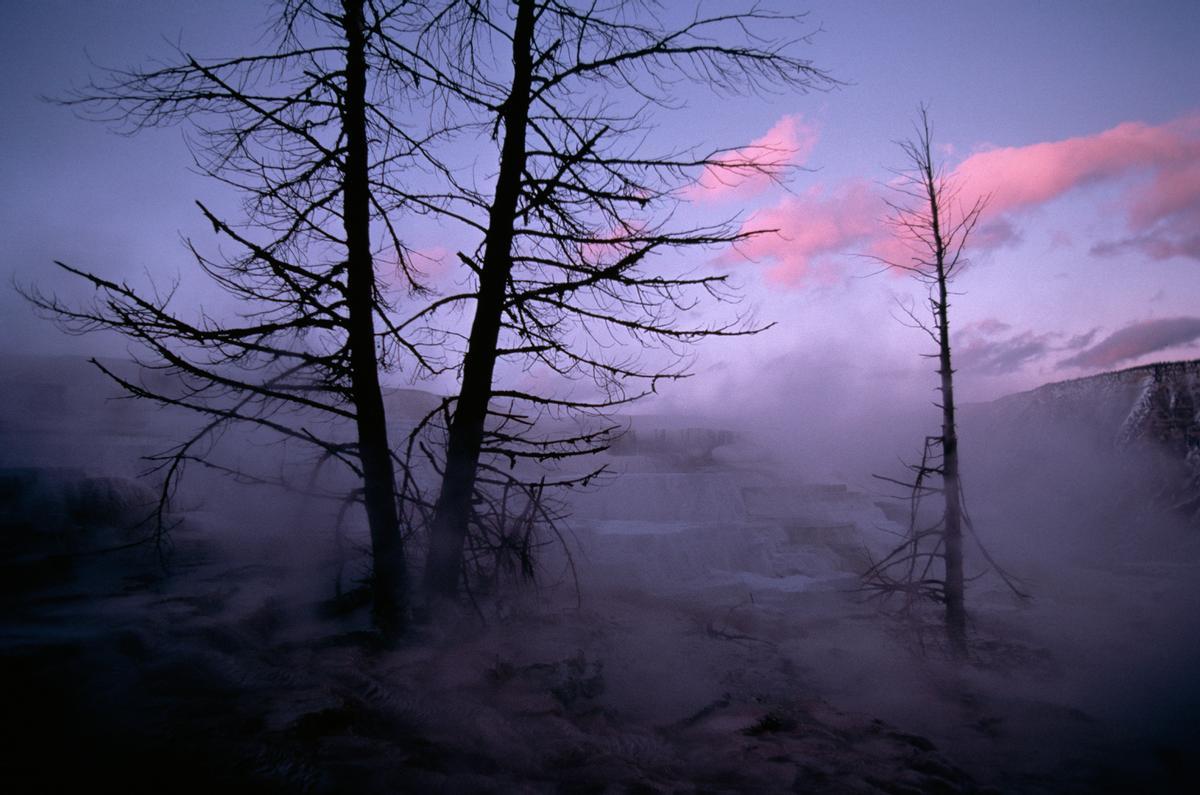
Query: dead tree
[
  {"left": 386, "top": 0, "right": 835, "bottom": 602},
  {"left": 863, "top": 106, "right": 987, "bottom": 653},
  {"left": 22, "top": 0, "right": 442, "bottom": 637}
]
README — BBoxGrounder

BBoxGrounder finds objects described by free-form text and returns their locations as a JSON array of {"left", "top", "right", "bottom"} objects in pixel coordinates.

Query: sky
[{"left": 2, "top": 0, "right": 1199, "bottom": 411}]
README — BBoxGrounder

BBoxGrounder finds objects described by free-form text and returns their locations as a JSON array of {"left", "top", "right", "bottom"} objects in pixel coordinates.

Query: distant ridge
[
  {"left": 967, "top": 358, "right": 1200, "bottom": 519},
  {"left": 990, "top": 358, "right": 1200, "bottom": 407}
]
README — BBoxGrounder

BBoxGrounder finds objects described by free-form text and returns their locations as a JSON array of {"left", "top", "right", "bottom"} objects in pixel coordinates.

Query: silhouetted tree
[
  {"left": 23, "top": 0, "right": 441, "bottom": 637},
  {"left": 863, "top": 106, "right": 987, "bottom": 654},
  {"left": 386, "top": 0, "right": 835, "bottom": 602}
]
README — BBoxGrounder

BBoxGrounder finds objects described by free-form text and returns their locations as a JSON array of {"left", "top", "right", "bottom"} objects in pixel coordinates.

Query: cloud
[
  {"left": 722, "top": 176, "right": 1016, "bottom": 285},
  {"left": 719, "top": 113, "right": 1200, "bottom": 287},
  {"left": 954, "top": 319, "right": 1097, "bottom": 376},
  {"left": 965, "top": 318, "right": 1013, "bottom": 337},
  {"left": 1058, "top": 317, "right": 1200, "bottom": 370},
  {"left": 952, "top": 118, "right": 1193, "bottom": 212},
  {"left": 379, "top": 245, "right": 455, "bottom": 290},
  {"left": 684, "top": 114, "right": 819, "bottom": 203},
  {"left": 1089, "top": 230, "right": 1200, "bottom": 262},
  {"left": 719, "top": 180, "right": 878, "bottom": 285},
  {"left": 957, "top": 330, "right": 1057, "bottom": 375},
  {"left": 1088, "top": 164, "right": 1200, "bottom": 260},
  {"left": 1064, "top": 329, "right": 1100, "bottom": 350},
  {"left": 953, "top": 114, "right": 1200, "bottom": 261}
]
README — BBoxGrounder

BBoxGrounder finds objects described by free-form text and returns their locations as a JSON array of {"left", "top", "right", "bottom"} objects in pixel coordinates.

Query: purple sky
[{"left": 3, "top": 1, "right": 1199, "bottom": 408}]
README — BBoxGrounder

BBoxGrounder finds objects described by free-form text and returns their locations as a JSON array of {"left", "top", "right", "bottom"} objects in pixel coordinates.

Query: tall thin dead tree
[
  {"left": 23, "top": 0, "right": 441, "bottom": 637},
  {"left": 863, "top": 106, "right": 986, "bottom": 653},
  {"left": 388, "top": 0, "right": 835, "bottom": 602}
]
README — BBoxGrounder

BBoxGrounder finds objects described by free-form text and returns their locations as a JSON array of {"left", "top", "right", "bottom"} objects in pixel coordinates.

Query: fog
[{"left": 3, "top": 349, "right": 1199, "bottom": 793}]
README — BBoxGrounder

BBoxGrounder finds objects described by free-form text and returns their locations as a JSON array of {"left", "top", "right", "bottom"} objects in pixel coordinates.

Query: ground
[{"left": 3, "top": 507, "right": 1197, "bottom": 793}]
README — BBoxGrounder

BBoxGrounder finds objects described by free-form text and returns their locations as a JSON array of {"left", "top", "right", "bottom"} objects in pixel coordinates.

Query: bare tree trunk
[
  {"left": 935, "top": 278, "right": 966, "bottom": 652},
  {"left": 342, "top": 0, "right": 407, "bottom": 635},
  {"left": 925, "top": 154, "right": 967, "bottom": 654},
  {"left": 423, "top": 0, "right": 537, "bottom": 600}
]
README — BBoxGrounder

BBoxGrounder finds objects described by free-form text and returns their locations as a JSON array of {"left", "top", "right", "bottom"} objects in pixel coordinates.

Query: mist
[{"left": 4, "top": 345, "right": 1200, "bottom": 793}]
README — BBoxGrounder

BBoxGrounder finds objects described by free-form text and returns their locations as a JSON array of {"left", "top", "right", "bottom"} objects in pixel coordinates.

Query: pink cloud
[
  {"left": 1127, "top": 156, "right": 1200, "bottom": 225},
  {"left": 951, "top": 116, "right": 1200, "bottom": 216},
  {"left": 721, "top": 112, "right": 1200, "bottom": 287},
  {"left": 1105, "top": 157, "right": 1200, "bottom": 260},
  {"left": 719, "top": 179, "right": 935, "bottom": 284},
  {"left": 684, "top": 114, "right": 818, "bottom": 203},
  {"left": 952, "top": 114, "right": 1200, "bottom": 261},
  {"left": 720, "top": 180, "right": 877, "bottom": 285},
  {"left": 380, "top": 245, "right": 453, "bottom": 288}
]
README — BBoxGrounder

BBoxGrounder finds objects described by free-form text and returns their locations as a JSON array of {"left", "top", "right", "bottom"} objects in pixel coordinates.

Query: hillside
[{"left": 964, "top": 360, "right": 1200, "bottom": 520}]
